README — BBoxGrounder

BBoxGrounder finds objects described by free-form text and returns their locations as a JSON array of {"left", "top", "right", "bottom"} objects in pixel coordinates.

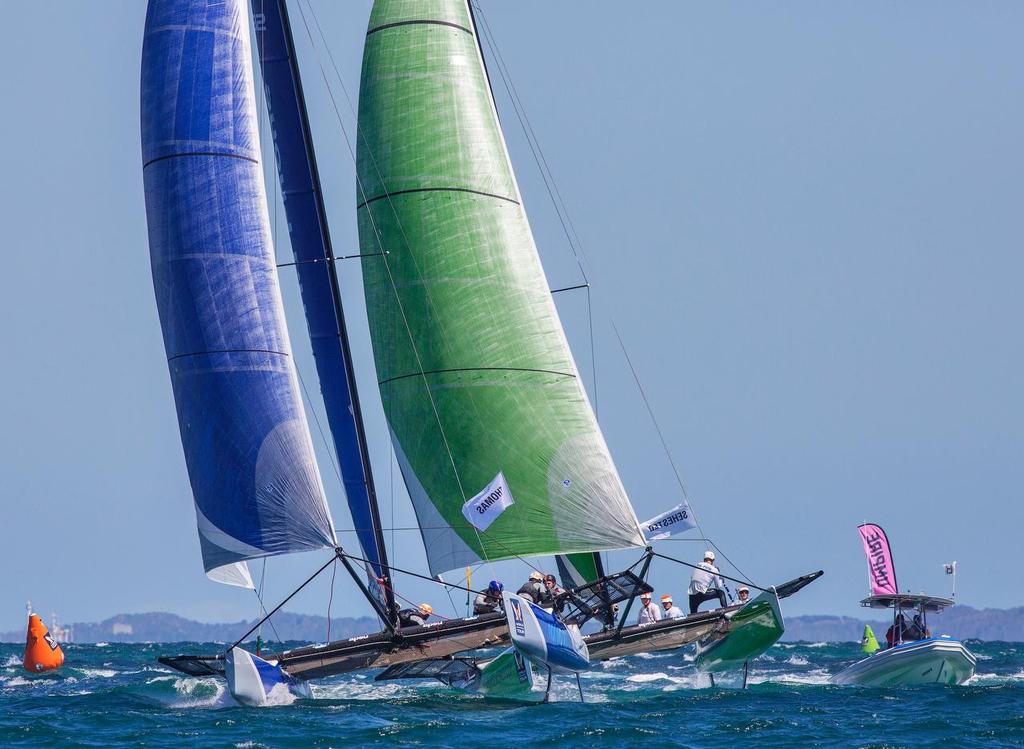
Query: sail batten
[
  {"left": 357, "top": 0, "right": 644, "bottom": 575},
  {"left": 142, "top": 0, "right": 336, "bottom": 583}
]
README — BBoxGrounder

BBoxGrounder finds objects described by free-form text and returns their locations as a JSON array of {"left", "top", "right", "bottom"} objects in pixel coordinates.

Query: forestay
[
  {"left": 249, "top": 0, "right": 394, "bottom": 616},
  {"left": 141, "top": 0, "right": 336, "bottom": 583},
  {"left": 356, "top": 0, "right": 644, "bottom": 575}
]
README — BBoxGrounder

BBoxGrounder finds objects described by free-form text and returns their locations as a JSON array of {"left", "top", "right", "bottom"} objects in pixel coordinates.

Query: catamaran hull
[
  {"left": 474, "top": 648, "right": 536, "bottom": 699},
  {"left": 161, "top": 613, "right": 509, "bottom": 682},
  {"left": 585, "top": 610, "right": 726, "bottom": 661},
  {"left": 504, "top": 593, "right": 589, "bottom": 673},
  {"left": 695, "top": 587, "right": 784, "bottom": 673},
  {"left": 277, "top": 614, "right": 509, "bottom": 680},
  {"left": 225, "top": 647, "right": 311, "bottom": 707},
  {"left": 830, "top": 638, "right": 976, "bottom": 686}
]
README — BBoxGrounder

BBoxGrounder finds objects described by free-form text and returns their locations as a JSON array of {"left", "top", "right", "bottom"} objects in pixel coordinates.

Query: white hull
[
  {"left": 831, "top": 637, "right": 976, "bottom": 686},
  {"left": 225, "top": 647, "right": 312, "bottom": 706},
  {"left": 503, "top": 592, "right": 589, "bottom": 673}
]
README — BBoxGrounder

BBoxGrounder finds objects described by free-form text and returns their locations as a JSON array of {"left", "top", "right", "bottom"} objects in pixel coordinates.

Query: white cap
[
  {"left": 703, "top": 550, "right": 715, "bottom": 561},
  {"left": 738, "top": 586, "right": 749, "bottom": 593}
]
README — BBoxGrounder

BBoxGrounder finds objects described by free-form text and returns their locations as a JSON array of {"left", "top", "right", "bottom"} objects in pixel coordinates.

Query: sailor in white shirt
[
  {"left": 636, "top": 592, "right": 662, "bottom": 624},
  {"left": 688, "top": 550, "right": 728, "bottom": 614},
  {"left": 660, "top": 594, "right": 685, "bottom": 619}
]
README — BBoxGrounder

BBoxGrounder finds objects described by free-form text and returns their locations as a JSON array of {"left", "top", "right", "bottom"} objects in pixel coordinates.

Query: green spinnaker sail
[
  {"left": 557, "top": 553, "right": 603, "bottom": 589},
  {"left": 357, "top": 0, "right": 644, "bottom": 575}
]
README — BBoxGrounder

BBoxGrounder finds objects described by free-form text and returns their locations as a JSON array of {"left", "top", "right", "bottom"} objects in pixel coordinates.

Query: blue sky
[{"left": 1, "top": 2, "right": 1020, "bottom": 634}]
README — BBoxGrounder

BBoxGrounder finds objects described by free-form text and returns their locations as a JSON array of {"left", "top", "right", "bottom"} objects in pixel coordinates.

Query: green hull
[
  {"left": 694, "top": 587, "right": 784, "bottom": 673},
  {"left": 473, "top": 648, "right": 538, "bottom": 701}
]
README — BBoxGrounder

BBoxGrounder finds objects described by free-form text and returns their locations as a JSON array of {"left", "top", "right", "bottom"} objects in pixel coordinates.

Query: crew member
[
  {"left": 660, "top": 594, "right": 684, "bottom": 619},
  {"left": 602, "top": 603, "right": 620, "bottom": 631},
  {"left": 540, "top": 574, "right": 564, "bottom": 610},
  {"left": 474, "top": 581, "right": 504, "bottom": 615},
  {"left": 736, "top": 586, "right": 751, "bottom": 604},
  {"left": 398, "top": 603, "right": 433, "bottom": 627},
  {"left": 637, "top": 592, "right": 662, "bottom": 624},
  {"left": 688, "top": 550, "right": 727, "bottom": 614},
  {"left": 516, "top": 571, "right": 545, "bottom": 603}
]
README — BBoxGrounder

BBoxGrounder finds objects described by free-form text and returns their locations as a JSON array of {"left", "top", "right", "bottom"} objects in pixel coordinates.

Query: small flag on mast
[{"left": 944, "top": 561, "right": 957, "bottom": 575}]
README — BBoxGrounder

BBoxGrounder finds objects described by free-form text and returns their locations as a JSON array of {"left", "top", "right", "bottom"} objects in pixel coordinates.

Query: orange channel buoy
[{"left": 23, "top": 613, "right": 64, "bottom": 673}]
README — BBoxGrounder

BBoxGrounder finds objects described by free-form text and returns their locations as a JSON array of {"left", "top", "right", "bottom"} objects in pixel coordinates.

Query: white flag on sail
[
  {"left": 462, "top": 472, "right": 514, "bottom": 532},
  {"left": 641, "top": 501, "right": 697, "bottom": 541}
]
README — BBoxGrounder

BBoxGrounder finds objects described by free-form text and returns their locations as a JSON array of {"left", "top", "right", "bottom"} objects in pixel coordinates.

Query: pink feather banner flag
[{"left": 858, "top": 523, "right": 899, "bottom": 596}]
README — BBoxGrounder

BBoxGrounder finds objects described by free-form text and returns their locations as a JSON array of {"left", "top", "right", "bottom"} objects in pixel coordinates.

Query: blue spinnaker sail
[
  {"left": 250, "top": 0, "right": 395, "bottom": 617},
  {"left": 141, "top": 0, "right": 336, "bottom": 583}
]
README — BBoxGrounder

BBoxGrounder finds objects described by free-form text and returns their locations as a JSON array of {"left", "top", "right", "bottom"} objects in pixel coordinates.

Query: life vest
[{"left": 23, "top": 614, "right": 64, "bottom": 673}]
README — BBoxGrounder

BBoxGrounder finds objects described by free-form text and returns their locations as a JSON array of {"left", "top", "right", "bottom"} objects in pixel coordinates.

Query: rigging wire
[
  {"left": 252, "top": 559, "right": 284, "bottom": 645},
  {"left": 471, "top": 3, "right": 756, "bottom": 587},
  {"left": 296, "top": 366, "right": 344, "bottom": 487},
  {"left": 471, "top": 3, "right": 600, "bottom": 415},
  {"left": 293, "top": 0, "right": 474, "bottom": 530},
  {"left": 325, "top": 558, "right": 337, "bottom": 643},
  {"left": 288, "top": 3, "right": 742, "bottom": 598},
  {"left": 252, "top": 0, "right": 344, "bottom": 492},
  {"left": 611, "top": 321, "right": 754, "bottom": 585}
]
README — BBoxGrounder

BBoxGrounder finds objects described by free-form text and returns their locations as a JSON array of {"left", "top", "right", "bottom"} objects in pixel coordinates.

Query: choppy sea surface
[{"left": 2, "top": 640, "right": 1022, "bottom": 748}]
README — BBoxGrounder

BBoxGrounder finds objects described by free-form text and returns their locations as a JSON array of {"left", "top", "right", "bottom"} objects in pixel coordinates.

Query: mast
[{"left": 249, "top": 0, "right": 397, "bottom": 622}]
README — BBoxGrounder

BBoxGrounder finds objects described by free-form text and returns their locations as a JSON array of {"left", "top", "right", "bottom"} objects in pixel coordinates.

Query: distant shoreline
[{"left": 3, "top": 605, "right": 1020, "bottom": 644}]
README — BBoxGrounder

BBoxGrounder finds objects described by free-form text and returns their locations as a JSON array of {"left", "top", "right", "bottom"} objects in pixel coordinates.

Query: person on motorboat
[
  {"left": 398, "top": 603, "right": 433, "bottom": 627},
  {"left": 885, "top": 613, "right": 910, "bottom": 647},
  {"left": 688, "top": 550, "right": 728, "bottom": 613},
  {"left": 736, "top": 586, "right": 750, "bottom": 604},
  {"left": 637, "top": 592, "right": 662, "bottom": 624},
  {"left": 474, "top": 581, "right": 504, "bottom": 615},
  {"left": 516, "top": 571, "right": 545, "bottom": 603},
  {"left": 905, "top": 613, "right": 930, "bottom": 641},
  {"left": 660, "top": 594, "right": 685, "bottom": 619}
]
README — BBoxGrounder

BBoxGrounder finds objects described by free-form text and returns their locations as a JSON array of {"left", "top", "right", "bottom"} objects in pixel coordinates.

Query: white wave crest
[
  {"left": 170, "top": 677, "right": 229, "bottom": 708},
  {"left": 77, "top": 668, "right": 118, "bottom": 679},
  {"left": 748, "top": 668, "right": 832, "bottom": 686},
  {"left": 626, "top": 672, "right": 672, "bottom": 683}
]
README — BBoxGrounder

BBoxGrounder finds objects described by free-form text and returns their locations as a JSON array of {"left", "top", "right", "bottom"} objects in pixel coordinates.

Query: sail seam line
[
  {"left": 366, "top": 20, "right": 472, "bottom": 36},
  {"left": 356, "top": 186, "right": 519, "bottom": 210},
  {"left": 143, "top": 151, "right": 259, "bottom": 169},
  {"left": 379, "top": 367, "right": 575, "bottom": 386},
  {"left": 167, "top": 348, "right": 289, "bottom": 362}
]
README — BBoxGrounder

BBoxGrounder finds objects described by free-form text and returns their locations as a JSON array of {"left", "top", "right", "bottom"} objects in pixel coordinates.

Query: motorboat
[{"left": 831, "top": 594, "right": 976, "bottom": 686}]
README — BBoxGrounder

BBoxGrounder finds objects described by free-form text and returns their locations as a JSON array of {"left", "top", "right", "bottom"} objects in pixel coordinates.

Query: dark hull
[
  {"left": 159, "top": 612, "right": 508, "bottom": 681},
  {"left": 585, "top": 608, "right": 730, "bottom": 660}
]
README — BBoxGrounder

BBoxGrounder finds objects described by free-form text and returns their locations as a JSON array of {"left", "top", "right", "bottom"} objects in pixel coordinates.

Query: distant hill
[
  {"left": 2, "top": 605, "right": 1020, "bottom": 644},
  {"left": 0, "top": 611, "right": 378, "bottom": 644},
  {"left": 780, "top": 605, "right": 1024, "bottom": 642}
]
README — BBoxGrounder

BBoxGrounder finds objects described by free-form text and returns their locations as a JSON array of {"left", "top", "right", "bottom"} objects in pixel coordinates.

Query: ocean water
[{"left": 1, "top": 641, "right": 1022, "bottom": 748}]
